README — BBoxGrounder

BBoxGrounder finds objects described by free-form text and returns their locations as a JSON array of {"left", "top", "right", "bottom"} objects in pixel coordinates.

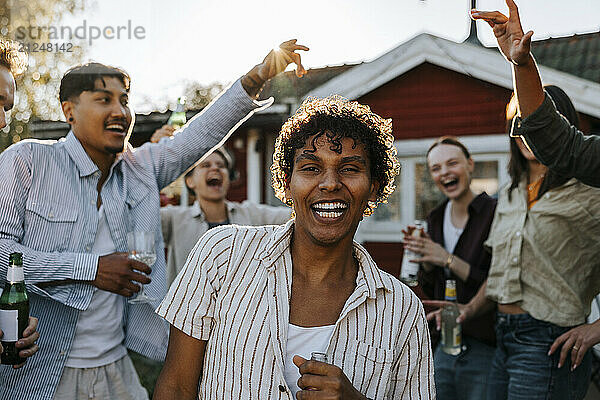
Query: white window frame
[{"left": 357, "top": 134, "right": 510, "bottom": 243}]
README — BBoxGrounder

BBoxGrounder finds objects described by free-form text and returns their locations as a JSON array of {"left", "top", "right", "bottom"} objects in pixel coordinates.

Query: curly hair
[
  {"left": 271, "top": 95, "right": 400, "bottom": 216},
  {"left": 0, "top": 40, "right": 28, "bottom": 76}
]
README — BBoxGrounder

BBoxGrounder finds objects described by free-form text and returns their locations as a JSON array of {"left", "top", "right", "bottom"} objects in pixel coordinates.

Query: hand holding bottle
[
  {"left": 293, "top": 355, "right": 368, "bottom": 399},
  {"left": 402, "top": 229, "right": 449, "bottom": 267},
  {"left": 1, "top": 316, "right": 40, "bottom": 369},
  {"left": 422, "top": 299, "right": 472, "bottom": 331}
]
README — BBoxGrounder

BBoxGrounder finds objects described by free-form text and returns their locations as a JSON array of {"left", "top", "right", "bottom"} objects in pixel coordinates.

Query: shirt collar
[
  {"left": 63, "top": 131, "right": 100, "bottom": 177},
  {"left": 63, "top": 131, "right": 124, "bottom": 177},
  {"left": 258, "top": 220, "right": 393, "bottom": 298},
  {"left": 191, "top": 200, "right": 236, "bottom": 220}
]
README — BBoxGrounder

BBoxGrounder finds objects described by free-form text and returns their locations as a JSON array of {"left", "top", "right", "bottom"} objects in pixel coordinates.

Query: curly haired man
[{"left": 155, "top": 96, "right": 435, "bottom": 400}]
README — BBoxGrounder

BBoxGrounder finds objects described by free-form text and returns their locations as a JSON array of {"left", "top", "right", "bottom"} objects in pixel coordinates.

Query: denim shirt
[{"left": 0, "top": 79, "right": 271, "bottom": 400}]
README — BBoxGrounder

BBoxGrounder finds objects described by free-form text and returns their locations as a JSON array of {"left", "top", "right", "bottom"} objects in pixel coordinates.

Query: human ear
[
  {"left": 61, "top": 101, "right": 75, "bottom": 124},
  {"left": 368, "top": 180, "right": 380, "bottom": 202}
]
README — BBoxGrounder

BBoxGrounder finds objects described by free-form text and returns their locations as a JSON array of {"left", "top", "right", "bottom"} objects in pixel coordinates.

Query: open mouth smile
[
  {"left": 105, "top": 121, "right": 127, "bottom": 135},
  {"left": 206, "top": 176, "right": 223, "bottom": 188},
  {"left": 441, "top": 177, "right": 459, "bottom": 190},
  {"left": 311, "top": 201, "right": 348, "bottom": 219}
]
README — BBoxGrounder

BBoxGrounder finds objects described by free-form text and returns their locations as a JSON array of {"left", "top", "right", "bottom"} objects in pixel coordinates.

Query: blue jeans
[
  {"left": 488, "top": 313, "right": 592, "bottom": 400},
  {"left": 434, "top": 335, "right": 496, "bottom": 400}
]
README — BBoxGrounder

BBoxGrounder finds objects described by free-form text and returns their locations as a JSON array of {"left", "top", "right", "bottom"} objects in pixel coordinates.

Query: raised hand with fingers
[
  {"left": 293, "top": 355, "right": 368, "bottom": 399},
  {"left": 471, "top": 0, "right": 533, "bottom": 66},
  {"left": 242, "top": 39, "right": 309, "bottom": 98},
  {"left": 548, "top": 319, "right": 600, "bottom": 371}
]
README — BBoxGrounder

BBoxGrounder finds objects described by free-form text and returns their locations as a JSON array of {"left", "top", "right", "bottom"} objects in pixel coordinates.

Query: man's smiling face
[
  {"left": 64, "top": 76, "right": 132, "bottom": 163},
  {"left": 286, "top": 131, "right": 379, "bottom": 247}
]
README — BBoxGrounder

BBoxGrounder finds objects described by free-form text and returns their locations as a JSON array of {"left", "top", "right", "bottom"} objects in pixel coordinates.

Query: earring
[{"left": 68, "top": 117, "right": 74, "bottom": 122}]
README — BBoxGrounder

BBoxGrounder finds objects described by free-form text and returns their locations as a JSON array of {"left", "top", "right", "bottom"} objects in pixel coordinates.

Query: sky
[{"left": 55, "top": 0, "right": 600, "bottom": 112}]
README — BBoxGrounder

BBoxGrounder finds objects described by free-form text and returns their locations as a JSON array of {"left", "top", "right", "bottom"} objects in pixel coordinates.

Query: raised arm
[
  {"left": 135, "top": 40, "right": 309, "bottom": 190},
  {"left": 471, "top": 0, "right": 543, "bottom": 117},
  {"left": 472, "top": 0, "right": 600, "bottom": 187}
]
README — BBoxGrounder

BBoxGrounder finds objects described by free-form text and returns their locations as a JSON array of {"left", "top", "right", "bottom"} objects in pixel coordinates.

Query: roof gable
[{"left": 305, "top": 33, "right": 600, "bottom": 119}]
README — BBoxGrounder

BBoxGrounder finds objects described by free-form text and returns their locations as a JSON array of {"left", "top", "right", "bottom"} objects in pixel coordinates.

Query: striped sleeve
[
  {"left": 390, "top": 295, "right": 435, "bottom": 399},
  {"left": 133, "top": 79, "right": 273, "bottom": 191},
  {"left": 0, "top": 142, "right": 97, "bottom": 310},
  {"left": 156, "top": 226, "right": 234, "bottom": 340}
]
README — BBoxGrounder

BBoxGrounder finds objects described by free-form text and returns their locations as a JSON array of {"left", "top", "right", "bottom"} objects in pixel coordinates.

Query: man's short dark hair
[
  {"left": 271, "top": 95, "right": 400, "bottom": 216},
  {"left": 59, "top": 62, "right": 130, "bottom": 102},
  {"left": 0, "top": 40, "right": 27, "bottom": 76}
]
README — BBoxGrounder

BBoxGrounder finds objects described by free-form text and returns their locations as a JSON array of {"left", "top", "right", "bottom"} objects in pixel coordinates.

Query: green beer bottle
[
  {"left": 0, "top": 252, "right": 30, "bottom": 365},
  {"left": 167, "top": 97, "right": 187, "bottom": 129}
]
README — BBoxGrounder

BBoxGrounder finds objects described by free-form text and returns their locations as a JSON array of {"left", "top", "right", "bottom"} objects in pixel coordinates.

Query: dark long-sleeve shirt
[
  {"left": 419, "top": 192, "right": 497, "bottom": 346},
  {"left": 512, "top": 92, "right": 600, "bottom": 188}
]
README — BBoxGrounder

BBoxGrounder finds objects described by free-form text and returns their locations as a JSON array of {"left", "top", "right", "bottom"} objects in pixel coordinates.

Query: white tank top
[{"left": 284, "top": 323, "right": 335, "bottom": 397}]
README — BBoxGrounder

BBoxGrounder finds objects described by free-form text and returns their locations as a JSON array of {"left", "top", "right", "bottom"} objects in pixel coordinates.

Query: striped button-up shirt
[
  {"left": 157, "top": 221, "right": 434, "bottom": 399},
  {"left": 0, "top": 79, "right": 270, "bottom": 400}
]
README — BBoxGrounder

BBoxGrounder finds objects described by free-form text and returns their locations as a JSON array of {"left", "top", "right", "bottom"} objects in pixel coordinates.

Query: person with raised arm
[
  {"left": 471, "top": 0, "right": 600, "bottom": 187},
  {"left": 0, "top": 39, "right": 307, "bottom": 399},
  {"left": 426, "top": 84, "right": 600, "bottom": 400}
]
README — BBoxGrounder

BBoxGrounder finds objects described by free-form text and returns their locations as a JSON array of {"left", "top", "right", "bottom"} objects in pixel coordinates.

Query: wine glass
[{"left": 127, "top": 231, "right": 156, "bottom": 304}]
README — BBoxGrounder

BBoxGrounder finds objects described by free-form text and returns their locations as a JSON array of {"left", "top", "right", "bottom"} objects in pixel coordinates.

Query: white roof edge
[
  {"left": 304, "top": 34, "right": 600, "bottom": 119},
  {"left": 395, "top": 134, "right": 510, "bottom": 157}
]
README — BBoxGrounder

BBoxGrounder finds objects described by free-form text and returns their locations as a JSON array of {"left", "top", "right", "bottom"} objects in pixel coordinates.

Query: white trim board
[{"left": 304, "top": 34, "right": 600, "bottom": 119}]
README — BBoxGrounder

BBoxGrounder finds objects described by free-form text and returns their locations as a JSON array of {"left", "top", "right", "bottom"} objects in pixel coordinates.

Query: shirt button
[
  {"left": 90, "top": 199, "right": 95, "bottom": 205},
  {"left": 516, "top": 121, "right": 522, "bottom": 128},
  {"left": 59, "top": 350, "right": 65, "bottom": 356},
  {"left": 85, "top": 245, "right": 91, "bottom": 251},
  {"left": 48, "top": 213, "right": 54, "bottom": 219},
  {"left": 512, "top": 257, "right": 518, "bottom": 264},
  {"left": 278, "top": 385, "right": 286, "bottom": 393},
  {"left": 545, "top": 193, "right": 550, "bottom": 199},
  {"left": 515, "top": 231, "right": 521, "bottom": 237}
]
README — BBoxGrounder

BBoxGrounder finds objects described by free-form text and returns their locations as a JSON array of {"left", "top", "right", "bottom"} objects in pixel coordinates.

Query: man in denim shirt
[{"left": 0, "top": 40, "right": 307, "bottom": 399}]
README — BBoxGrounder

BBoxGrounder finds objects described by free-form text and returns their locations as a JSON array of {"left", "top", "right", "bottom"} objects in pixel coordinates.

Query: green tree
[
  {"left": 181, "top": 80, "right": 224, "bottom": 111},
  {"left": 0, "top": 0, "right": 86, "bottom": 151}
]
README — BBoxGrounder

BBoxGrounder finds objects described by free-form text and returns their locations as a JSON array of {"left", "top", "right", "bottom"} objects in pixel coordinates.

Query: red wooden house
[{"left": 30, "top": 30, "right": 600, "bottom": 278}]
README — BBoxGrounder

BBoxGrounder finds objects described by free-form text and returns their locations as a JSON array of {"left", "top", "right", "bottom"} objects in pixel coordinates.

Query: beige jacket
[{"left": 485, "top": 179, "right": 600, "bottom": 327}]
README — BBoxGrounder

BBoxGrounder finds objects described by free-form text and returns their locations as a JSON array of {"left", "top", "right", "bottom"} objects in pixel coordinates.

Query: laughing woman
[{"left": 403, "top": 136, "right": 497, "bottom": 400}]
